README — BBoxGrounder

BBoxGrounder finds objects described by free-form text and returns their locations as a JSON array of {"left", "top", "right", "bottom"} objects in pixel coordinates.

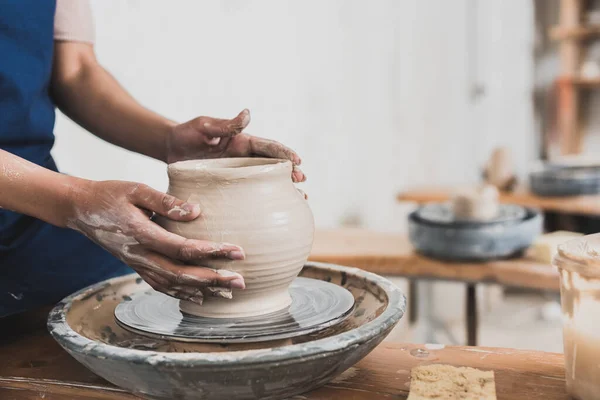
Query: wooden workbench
[
  {"left": 310, "top": 229, "right": 559, "bottom": 292},
  {"left": 0, "top": 309, "right": 567, "bottom": 400},
  {"left": 310, "top": 228, "right": 559, "bottom": 346},
  {"left": 397, "top": 186, "right": 600, "bottom": 216}
]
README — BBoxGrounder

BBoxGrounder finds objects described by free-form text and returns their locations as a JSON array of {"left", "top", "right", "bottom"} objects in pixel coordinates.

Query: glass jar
[{"left": 554, "top": 234, "right": 600, "bottom": 400}]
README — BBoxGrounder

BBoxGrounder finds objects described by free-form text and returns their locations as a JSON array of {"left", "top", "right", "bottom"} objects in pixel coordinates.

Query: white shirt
[{"left": 54, "top": 0, "right": 95, "bottom": 44}]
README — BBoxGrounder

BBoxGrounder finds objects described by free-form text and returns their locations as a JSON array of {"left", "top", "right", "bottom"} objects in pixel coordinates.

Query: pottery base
[
  {"left": 114, "top": 278, "right": 355, "bottom": 343},
  {"left": 180, "top": 288, "right": 293, "bottom": 318}
]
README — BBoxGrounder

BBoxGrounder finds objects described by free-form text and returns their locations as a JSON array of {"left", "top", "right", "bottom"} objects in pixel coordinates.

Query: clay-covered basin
[
  {"left": 48, "top": 262, "right": 405, "bottom": 400},
  {"left": 159, "top": 158, "right": 314, "bottom": 318}
]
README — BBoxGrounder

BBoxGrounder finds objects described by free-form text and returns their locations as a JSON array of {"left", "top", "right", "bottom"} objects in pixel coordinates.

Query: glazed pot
[{"left": 159, "top": 158, "right": 314, "bottom": 318}]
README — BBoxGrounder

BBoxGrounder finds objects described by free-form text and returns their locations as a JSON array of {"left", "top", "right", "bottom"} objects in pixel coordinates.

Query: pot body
[{"left": 159, "top": 158, "right": 314, "bottom": 318}]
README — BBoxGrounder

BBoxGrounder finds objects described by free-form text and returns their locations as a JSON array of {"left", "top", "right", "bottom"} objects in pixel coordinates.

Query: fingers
[
  {"left": 140, "top": 271, "right": 206, "bottom": 304},
  {"left": 193, "top": 109, "right": 251, "bottom": 141},
  {"left": 246, "top": 136, "right": 306, "bottom": 182},
  {"left": 127, "top": 187, "right": 246, "bottom": 263},
  {"left": 133, "top": 254, "right": 245, "bottom": 304},
  {"left": 249, "top": 136, "right": 302, "bottom": 166},
  {"left": 132, "top": 219, "right": 245, "bottom": 263},
  {"left": 292, "top": 165, "right": 306, "bottom": 183},
  {"left": 128, "top": 184, "right": 200, "bottom": 222},
  {"left": 157, "top": 260, "right": 244, "bottom": 290}
]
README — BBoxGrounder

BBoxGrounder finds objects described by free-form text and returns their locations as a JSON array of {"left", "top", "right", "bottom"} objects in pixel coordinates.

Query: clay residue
[
  {"left": 168, "top": 205, "right": 191, "bottom": 217},
  {"left": 425, "top": 343, "right": 446, "bottom": 350},
  {"left": 64, "top": 268, "right": 389, "bottom": 353}
]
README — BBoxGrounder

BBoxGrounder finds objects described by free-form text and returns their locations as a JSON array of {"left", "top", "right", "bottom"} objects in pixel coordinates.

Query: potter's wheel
[
  {"left": 409, "top": 203, "right": 543, "bottom": 261},
  {"left": 114, "top": 277, "right": 355, "bottom": 343},
  {"left": 48, "top": 263, "right": 405, "bottom": 400}
]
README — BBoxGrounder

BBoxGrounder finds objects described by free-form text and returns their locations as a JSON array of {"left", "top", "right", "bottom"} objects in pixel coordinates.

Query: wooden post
[
  {"left": 466, "top": 283, "right": 478, "bottom": 346},
  {"left": 558, "top": 0, "right": 583, "bottom": 154}
]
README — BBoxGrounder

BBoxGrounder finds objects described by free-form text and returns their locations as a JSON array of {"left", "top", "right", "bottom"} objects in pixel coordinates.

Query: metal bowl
[{"left": 47, "top": 262, "right": 405, "bottom": 400}]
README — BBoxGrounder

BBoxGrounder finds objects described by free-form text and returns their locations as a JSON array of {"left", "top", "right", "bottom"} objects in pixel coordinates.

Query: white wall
[{"left": 53, "top": 0, "right": 536, "bottom": 231}]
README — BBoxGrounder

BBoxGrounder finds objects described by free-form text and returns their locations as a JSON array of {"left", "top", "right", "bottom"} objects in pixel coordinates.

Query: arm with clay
[
  {"left": 0, "top": 149, "right": 245, "bottom": 304},
  {"left": 50, "top": 42, "right": 306, "bottom": 182}
]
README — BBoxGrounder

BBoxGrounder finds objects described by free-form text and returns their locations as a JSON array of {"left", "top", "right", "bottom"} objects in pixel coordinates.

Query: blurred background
[
  {"left": 53, "top": 0, "right": 536, "bottom": 230},
  {"left": 52, "top": 1, "right": 600, "bottom": 352}
]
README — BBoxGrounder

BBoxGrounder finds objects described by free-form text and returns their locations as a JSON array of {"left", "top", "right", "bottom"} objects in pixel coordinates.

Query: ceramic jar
[
  {"left": 554, "top": 234, "right": 600, "bottom": 400},
  {"left": 450, "top": 185, "right": 499, "bottom": 221},
  {"left": 159, "top": 158, "right": 314, "bottom": 318}
]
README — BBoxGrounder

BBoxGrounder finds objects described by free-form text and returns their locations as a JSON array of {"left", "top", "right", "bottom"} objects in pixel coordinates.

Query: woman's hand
[
  {"left": 65, "top": 179, "right": 246, "bottom": 305},
  {"left": 166, "top": 109, "right": 306, "bottom": 183}
]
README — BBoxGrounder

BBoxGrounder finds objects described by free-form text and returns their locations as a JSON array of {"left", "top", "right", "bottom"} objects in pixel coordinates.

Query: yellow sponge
[{"left": 408, "top": 364, "right": 497, "bottom": 400}]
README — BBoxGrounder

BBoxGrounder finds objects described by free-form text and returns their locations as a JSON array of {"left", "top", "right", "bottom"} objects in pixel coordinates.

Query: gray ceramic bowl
[
  {"left": 48, "top": 262, "right": 405, "bottom": 400},
  {"left": 409, "top": 207, "right": 543, "bottom": 261},
  {"left": 530, "top": 164, "right": 600, "bottom": 196}
]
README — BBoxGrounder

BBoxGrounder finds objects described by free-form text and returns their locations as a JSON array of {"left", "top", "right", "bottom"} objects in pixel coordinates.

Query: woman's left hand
[{"left": 166, "top": 109, "right": 305, "bottom": 183}]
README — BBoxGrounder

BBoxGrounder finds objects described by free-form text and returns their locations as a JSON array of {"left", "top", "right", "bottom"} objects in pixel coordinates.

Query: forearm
[
  {"left": 0, "top": 149, "right": 78, "bottom": 227},
  {"left": 51, "top": 42, "right": 175, "bottom": 162}
]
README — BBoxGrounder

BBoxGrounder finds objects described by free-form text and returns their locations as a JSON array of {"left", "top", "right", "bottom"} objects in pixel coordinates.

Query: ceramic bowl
[
  {"left": 530, "top": 164, "right": 600, "bottom": 196},
  {"left": 48, "top": 262, "right": 405, "bottom": 400},
  {"left": 409, "top": 206, "right": 543, "bottom": 261}
]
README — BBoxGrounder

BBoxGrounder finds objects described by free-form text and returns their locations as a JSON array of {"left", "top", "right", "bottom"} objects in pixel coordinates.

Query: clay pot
[
  {"left": 159, "top": 158, "right": 314, "bottom": 318},
  {"left": 450, "top": 184, "right": 499, "bottom": 221}
]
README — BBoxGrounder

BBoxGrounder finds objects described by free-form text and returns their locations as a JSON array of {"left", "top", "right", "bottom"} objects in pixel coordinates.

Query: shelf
[
  {"left": 397, "top": 185, "right": 600, "bottom": 216},
  {"left": 557, "top": 76, "right": 600, "bottom": 87},
  {"left": 550, "top": 25, "right": 600, "bottom": 40}
]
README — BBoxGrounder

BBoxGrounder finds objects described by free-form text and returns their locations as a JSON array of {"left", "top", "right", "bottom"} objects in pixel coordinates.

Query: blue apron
[{"left": 0, "top": 0, "right": 131, "bottom": 317}]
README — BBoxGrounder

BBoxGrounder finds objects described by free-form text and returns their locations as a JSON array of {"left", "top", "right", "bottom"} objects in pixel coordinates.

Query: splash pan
[{"left": 48, "top": 262, "right": 405, "bottom": 400}]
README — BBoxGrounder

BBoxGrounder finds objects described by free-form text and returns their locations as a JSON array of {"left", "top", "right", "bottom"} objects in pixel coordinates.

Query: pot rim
[
  {"left": 168, "top": 157, "right": 290, "bottom": 176},
  {"left": 47, "top": 262, "right": 406, "bottom": 368}
]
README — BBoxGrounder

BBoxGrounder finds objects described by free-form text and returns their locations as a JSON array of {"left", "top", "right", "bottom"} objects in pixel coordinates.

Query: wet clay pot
[{"left": 159, "top": 158, "right": 314, "bottom": 318}]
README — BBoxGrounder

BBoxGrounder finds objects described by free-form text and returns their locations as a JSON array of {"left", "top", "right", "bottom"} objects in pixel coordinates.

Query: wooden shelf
[
  {"left": 550, "top": 0, "right": 593, "bottom": 154},
  {"left": 310, "top": 228, "right": 559, "bottom": 291},
  {"left": 557, "top": 76, "right": 600, "bottom": 87},
  {"left": 550, "top": 24, "right": 600, "bottom": 40},
  {"left": 397, "top": 186, "right": 600, "bottom": 216}
]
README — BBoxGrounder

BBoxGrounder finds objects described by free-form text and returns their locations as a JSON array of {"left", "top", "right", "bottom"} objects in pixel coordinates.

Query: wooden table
[
  {"left": 310, "top": 229, "right": 558, "bottom": 291},
  {"left": 397, "top": 186, "right": 600, "bottom": 215},
  {"left": 309, "top": 229, "right": 559, "bottom": 346},
  {"left": 0, "top": 309, "right": 568, "bottom": 400}
]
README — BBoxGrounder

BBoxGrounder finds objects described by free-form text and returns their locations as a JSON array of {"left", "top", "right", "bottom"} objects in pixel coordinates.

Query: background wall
[{"left": 53, "top": 0, "right": 536, "bottom": 231}]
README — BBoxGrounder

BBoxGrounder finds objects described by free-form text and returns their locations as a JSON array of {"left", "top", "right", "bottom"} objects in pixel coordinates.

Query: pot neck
[{"left": 167, "top": 158, "right": 292, "bottom": 184}]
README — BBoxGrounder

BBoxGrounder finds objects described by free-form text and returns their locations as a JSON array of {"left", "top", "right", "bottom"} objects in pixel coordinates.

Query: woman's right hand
[{"left": 64, "top": 179, "right": 246, "bottom": 305}]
